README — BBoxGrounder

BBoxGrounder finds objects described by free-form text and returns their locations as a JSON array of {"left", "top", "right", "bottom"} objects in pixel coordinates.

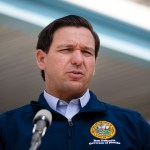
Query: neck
[{"left": 45, "top": 89, "right": 87, "bottom": 103}]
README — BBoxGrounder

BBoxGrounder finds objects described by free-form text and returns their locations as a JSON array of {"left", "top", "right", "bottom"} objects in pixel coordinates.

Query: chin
[{"left": 66, "top": 82, "right": 86, "bottom": 92}]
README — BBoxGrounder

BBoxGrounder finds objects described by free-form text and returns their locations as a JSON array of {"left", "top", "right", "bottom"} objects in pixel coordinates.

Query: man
[{"left": 0, "top": 15, "right": 150, "bottom": 150}]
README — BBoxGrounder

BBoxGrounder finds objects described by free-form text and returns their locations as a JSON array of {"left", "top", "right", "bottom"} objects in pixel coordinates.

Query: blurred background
[{"left": 0, "top": 0, "right": 150, "bottom": 122}]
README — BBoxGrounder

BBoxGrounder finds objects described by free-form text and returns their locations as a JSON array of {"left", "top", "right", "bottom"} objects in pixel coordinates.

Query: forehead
[{"left": 52, "top": 26, "right": 95, "bottom": 45}]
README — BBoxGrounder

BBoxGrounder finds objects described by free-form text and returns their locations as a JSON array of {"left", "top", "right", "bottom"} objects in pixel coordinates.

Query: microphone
[{"left": 29, "top": 109, "right": 52, "bottom": 150}]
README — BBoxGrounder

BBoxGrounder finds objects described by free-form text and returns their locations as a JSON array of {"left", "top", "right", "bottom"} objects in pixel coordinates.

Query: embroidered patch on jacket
[{"left": 90, "top": 121, "right": 116, "bottom": 140}]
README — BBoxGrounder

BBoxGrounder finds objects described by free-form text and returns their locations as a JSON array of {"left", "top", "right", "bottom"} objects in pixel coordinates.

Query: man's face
[{"left": 36, "top": 26, "right": 96, "bottom": 100}]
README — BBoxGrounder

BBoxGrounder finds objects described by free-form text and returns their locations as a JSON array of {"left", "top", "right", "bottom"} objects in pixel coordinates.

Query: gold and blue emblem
[{"left": 90, "top": 121, "right": 116, "bottom": 140}]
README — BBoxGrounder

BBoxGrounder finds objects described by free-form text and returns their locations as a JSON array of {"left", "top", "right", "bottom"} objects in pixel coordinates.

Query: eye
[
  {"left": 82, "top": 50, "right": 95, "bottom": 57},
  {"left": 59, "top": 48, "right": 73, "bottom": 53}
]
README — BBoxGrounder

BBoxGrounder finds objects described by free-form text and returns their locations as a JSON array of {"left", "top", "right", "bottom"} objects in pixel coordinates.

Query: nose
[{"left": 71, "top": 50, "right": 83, "bottom": 66}]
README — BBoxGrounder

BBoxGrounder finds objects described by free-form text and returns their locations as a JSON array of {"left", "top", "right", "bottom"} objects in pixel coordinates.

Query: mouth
[
  {"left": 71, "top": 71, "right": 83, "bottom": 75},
  {"left": 67, "top": 70, "right": 84, "bottom": 79}
]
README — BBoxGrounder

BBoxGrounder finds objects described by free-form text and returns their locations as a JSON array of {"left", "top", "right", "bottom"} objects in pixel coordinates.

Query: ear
[{"left": 35, "top": 49, "right": 47, "bottom": 70}]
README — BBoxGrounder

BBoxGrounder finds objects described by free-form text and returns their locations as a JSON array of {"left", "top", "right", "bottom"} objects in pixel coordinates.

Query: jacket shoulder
[
  {"left": 104, "top": 102, "right": 138, "bottom": 113},
  {"left": 90, "top": 91, "right": 142, "bottom": 117},
  {"left": 0, "top": 104, "right": 34, "bottom": 118},
  {"left": 101, "top": 101, "right": 147, "bottom": 122}
]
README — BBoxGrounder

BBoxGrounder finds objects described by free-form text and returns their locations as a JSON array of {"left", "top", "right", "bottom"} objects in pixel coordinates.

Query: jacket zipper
[{"left": 68, "top": 119, "right": 73, "bottom": 150}]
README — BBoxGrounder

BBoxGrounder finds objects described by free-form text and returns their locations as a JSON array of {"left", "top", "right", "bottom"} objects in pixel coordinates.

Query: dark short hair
[{"left": 36, "top": 15, "right": 100, "bottom": 81}]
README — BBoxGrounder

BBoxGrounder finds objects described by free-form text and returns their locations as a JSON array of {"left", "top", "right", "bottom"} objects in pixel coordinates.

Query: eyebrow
[
  {"left": 56, "top": 44, "right": 94, "bottom": 51},
  {"left": 82, "top": 46, "right": 94, "bottom": 51},
  {"left": 56, "top": 44, "right": 73, "bottom": 49}
]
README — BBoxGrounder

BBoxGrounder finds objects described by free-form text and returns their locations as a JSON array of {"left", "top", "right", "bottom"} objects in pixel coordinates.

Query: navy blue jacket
[{"left": 0, "top": 91, "right": 150, "bottom": 150}]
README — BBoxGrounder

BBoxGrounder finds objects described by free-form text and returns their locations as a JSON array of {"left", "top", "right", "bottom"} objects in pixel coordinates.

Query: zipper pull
[{"left": 68, "top": 118, "right": 73, "bottom": 126}]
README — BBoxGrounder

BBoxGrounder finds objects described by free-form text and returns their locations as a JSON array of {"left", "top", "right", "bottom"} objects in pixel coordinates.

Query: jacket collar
[
  {"left": 80, "top": 91, "right": 107, "bottom": 113},
  {"left": 31, "top": 93, "right": 52, "bottom": 111}
]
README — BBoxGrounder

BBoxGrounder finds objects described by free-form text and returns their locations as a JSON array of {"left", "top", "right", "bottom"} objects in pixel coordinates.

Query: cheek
[
  {"left": 86, "top": 60, "right": 96, "bottom": 74},
  {"left": 47, "top": 56, "right": 67, "bottom": 73}
]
